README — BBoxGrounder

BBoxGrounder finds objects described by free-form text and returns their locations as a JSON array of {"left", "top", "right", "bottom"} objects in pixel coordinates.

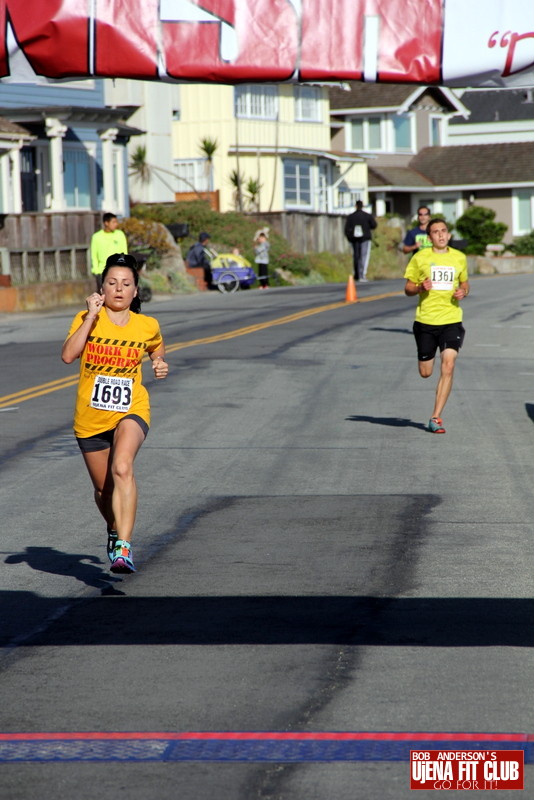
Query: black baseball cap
[
  {"left": 199, "top": 232, "right": 210, "bottom": 242},
  {"left": 105, "top": 252, "right": 138, "bottom": 269}
]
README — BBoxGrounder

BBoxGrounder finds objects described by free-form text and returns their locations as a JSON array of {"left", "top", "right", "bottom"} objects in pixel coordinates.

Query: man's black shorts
[{"left": 413, "top": 321, "right": 465, "bottom": 362}]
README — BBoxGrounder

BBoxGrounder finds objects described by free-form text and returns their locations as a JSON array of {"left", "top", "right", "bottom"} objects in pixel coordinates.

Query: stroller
[{"left": 210, "top": 253, "right": 257, "bottom": 293}]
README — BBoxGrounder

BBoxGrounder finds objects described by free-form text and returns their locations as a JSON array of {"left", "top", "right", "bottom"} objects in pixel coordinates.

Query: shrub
[
  {"left": 455, "top": 205, "right": 507, "bottom": 255},
  {"left": 509, "top": 230, "right": 534, "bottom": 255},
  {"left": 131, "top": 200, "right": 294, "bottom": 268},
  {"left": 273, "top": 251, "right": 310, "bottom": 275},
  {"left": 307, "top": 251, "right": 352, "bottom": 282},
  {"left": 368, "top": 218, "right": 405, "bottom": 279},
  {"left": 118, "top": 217, "right": 172, "bottom": 270}
]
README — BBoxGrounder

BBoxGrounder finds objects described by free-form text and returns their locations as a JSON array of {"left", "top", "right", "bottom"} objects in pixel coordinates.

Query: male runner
[
  {"left": 403, "top": 205, "right": 432, "bottom": 255},
  {"left": 404, "top": 218, "right": 469, "bottom": 434}
]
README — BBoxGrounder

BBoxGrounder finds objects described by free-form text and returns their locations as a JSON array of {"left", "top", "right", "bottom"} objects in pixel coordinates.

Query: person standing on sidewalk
[
  {"left": 90, "top": 213, "right": 128, "bottom": 291},
  {"left": 404, "top": 218, "right": 469, "bottom": 434},
  {"left": 344, "top": 200, "right": 377, "bottom": 282},
  {"left": 253, "top": 230, "right": 270, "bottom": 289}
]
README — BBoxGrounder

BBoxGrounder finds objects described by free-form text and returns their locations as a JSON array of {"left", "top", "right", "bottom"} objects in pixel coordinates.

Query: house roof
[
  {"left": 410, "top": 142, "right": 534, "bottom": 186},
  {"left": 227, "top": 145, "right": 364, "bottom": 162},
  {"left": 328, "top": 83, "right": 467, "bottom": 116},
  {"left": 0, "top": 106, "right": 143, "bottom": 136},
  {"left": 0, "top": 116, "right": 32, "bottom": 138},
  {"left": 329, "top": 83, "right": 415, "bottom": 110},
  {"left": 368, "top": 165, "right": 433, "bottom": 188},
  {"left": 450, "top": 89, "right": 534, "bottom": 124}
]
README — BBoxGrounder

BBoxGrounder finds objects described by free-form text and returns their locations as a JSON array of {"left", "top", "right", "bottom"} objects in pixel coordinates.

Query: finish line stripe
[{"left": 0, "top": 733, "right": 532, "bottom": 763}]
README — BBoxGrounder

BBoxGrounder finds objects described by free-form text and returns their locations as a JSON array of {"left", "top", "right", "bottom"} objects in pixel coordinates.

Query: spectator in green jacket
[{"left": 91, "top": 213, "right": 128, "bottom": 290}]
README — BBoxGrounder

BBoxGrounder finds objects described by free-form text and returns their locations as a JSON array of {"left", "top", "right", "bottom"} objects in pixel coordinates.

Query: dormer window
[
  {"left": 350, "top": 116, "right": 383, "bottom": 150},
  {"left": 393, "top": 114, "right": 412, "bottom": 151}
]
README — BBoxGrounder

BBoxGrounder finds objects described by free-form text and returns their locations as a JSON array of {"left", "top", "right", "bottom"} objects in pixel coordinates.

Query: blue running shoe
[
  {"left": 110, "top": 540, "right": 136, "bottom": 573},
  {"left": 428, "top": 417, "right": 446, "bottom": 434}
]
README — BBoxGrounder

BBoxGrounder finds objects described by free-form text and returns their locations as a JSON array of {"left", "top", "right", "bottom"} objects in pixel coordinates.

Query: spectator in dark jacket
[
  {"left": 344, "top": 201, "right": 377, "bottom": 282},
  {"left": 186, "top": 232, "right": 213, "bottom": 289}
]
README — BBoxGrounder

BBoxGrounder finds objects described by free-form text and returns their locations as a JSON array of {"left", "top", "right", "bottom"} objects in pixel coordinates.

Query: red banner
[{"left": 0, "top": 0, "right": 533, "bottom": 86}]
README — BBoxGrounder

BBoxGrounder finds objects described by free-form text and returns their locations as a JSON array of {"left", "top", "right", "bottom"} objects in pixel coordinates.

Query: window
[
  {"left": 430, "top": 117, "right": 442, "bottom": 146},
  {"left": 283, "top": 159, "right": 312, "bottom": 207},
  {"left": 295, "top": 85, "right": 322, "bottom": 122},
  {"left": 350, "top": 116, "right": 382, "bottom": 151},
  {"left": 516, "top": 190, "right": 534, "bottom": 234},
  {"left": 440, "top": 198, "right": 457, "bottom": 222},
  {"left": 64, "top": 147, "right": 92, "bottom": 208},
  {"left": 174, "top": 159, "right": 209, "bottom": 193},
  {"left": 351, "top": 120, "right": 363, "bottom": 150},
  {"left": 235, "top": 85, "right": 278, "bottom": 119},
  {"left": 393, "top": 115, "right": 412, "bottom": 151}
]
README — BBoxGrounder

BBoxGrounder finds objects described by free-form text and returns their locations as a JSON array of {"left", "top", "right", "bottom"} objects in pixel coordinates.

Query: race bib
[
  {"left": 353, "top": 225, "right": 364, "bottom": 237},
  {"left": 431, "top": 266, "right": 455, "bottom": 291},
  {"left": 90, "top": 375, "right": 133, "bottom": 412}
]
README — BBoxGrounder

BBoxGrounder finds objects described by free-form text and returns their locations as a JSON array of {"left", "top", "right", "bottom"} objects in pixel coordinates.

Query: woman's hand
[
  {"left": 86, "top": 292, "right": 104, "bottom": 318},
  {"left": 152, "top": 356, "right": 169, "bottom": 380}
]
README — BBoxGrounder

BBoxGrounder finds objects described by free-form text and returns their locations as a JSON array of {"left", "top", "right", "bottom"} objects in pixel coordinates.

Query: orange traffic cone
[{"left": 345, "top": 275, "right": 357, "bottom": 303}]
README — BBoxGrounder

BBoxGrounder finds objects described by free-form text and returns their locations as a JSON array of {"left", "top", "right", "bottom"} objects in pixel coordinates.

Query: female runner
[{"left": 62, "top": 253, "right": 168, "bottom": 573}]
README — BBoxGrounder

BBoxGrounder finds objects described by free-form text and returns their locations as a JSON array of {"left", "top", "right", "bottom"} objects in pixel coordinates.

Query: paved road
[{"left": 0, "top": 278, "right": 532, "bottom": 799}]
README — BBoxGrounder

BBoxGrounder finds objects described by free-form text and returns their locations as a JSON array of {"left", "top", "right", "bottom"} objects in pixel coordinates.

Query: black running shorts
[
  {"left": 76, "top": 414, "right": 149, "bottom": 452},
  {"left": 413, "top": 321, "right": 465, "bottom": 362}
]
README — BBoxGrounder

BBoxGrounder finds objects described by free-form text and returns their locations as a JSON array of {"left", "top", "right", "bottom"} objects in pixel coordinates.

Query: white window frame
[
  {"left": 349, "top": 115, "right": 385, "bottom": 152},
  {"left": 234, "top": 84, "right": 278, "bottom": 120},
  {"left": 429, "top": 115, "right": 444, "bottom": 147},
  {"left": 295, "top": 85, "right": 322, "bottom": 123},
  {"left": 174, "top": 159, "right": 209, "bottom": 193},
  {"left": 391, "top": 113, "right": 414, "bottom": 153},
  {"left": 283, "top": 158, "right": 313, "bottom": 209},
  {"left": 513, "top": 190, "right": 534, "bottom": 235}
]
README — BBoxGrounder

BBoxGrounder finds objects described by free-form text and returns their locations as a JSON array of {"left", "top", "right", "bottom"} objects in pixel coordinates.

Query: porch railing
[{"left": 0, "top": 246, "right": 91, "bottom": 286}]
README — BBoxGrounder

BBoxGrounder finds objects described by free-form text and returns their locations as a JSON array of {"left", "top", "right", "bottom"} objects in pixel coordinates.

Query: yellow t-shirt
[
  {"left": 67, "top": 309, "right": 163, "bottom": 438},
  {"left": 404, "top": 246, "right": 468, "bottom": 325}
]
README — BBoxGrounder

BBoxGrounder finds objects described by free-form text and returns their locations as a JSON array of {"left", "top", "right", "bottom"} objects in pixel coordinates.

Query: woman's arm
[
  {"left": 150, "top": 343, "right": 169, "bottom": 380},
  {"left": 61, "top": 293, "right": 103, "bottom": 364}
]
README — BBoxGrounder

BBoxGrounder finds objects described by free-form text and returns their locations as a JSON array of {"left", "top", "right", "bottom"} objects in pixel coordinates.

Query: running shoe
[
  {"left": 106, "top": 526, "right": 118, "bottom": 563},
  {"left": 110, "top": 540, "right": 136, "bottom": 574},
  {"left": 427, "top": 417, "right": 446, "bottom": 434}
]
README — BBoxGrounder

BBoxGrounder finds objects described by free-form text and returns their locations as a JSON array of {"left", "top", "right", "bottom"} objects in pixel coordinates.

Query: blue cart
[{"left": 211, "top": 254, "right": 257, "bottom": 293}]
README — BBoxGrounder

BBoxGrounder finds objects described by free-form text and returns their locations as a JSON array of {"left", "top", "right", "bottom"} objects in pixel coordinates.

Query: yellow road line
[{"left": 0, "top": 291, "right": 403, "bottom": 409}]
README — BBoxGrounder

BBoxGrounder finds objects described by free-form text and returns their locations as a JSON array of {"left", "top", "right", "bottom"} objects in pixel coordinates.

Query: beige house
[
  {"left": 174, "top": 83, "right": 367, "bottom": 214},
  {"left": 329, "top": 84, "right": 469, "bottom": 220}
]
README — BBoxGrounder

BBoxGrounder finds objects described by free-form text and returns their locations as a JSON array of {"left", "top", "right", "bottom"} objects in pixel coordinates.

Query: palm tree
[
  {"left": 245, "top": 177, "right": 262, "bottom": 212},
  {"left": 228, "top": 169, "right": 244, "bottom": 212},
  {"left": 198, "top": 136, "right": 218, "bottom": 193},
  {"left": 129, "top": 145, "right": 203, "bottom": 200}
]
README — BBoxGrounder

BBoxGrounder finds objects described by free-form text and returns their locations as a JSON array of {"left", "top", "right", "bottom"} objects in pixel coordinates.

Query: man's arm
[
  {"left": 405, "top": 276, "right": 432, "bottom": 296},
  {"left": 402, "top": 230, "right": 419, "bottom": 255},
  {"left": 90, "top": 232, "right": 100, "bottom": 274},
  {"left": 453, "top": 280, "right": 470, "bottom": 300},
  {"left": 344, "top": 214, "right": 354, "bottom": 241}
]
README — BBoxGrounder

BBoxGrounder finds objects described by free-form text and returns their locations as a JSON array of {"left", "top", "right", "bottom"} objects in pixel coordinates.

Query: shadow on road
[
  {"left": 525, "top": 403, "right": 534, "bottom": 424},
  {"left": 346, "top": 415, "right": 427, "bottom": 431},
  {"left": 4, "top": 546, "right": 123, "bottom": 593},
  {"left": 1, "top": 592, "right": 531, "bottom": 649},
  {"left": 369, "top": 326, "right": 412, "bottom": 335}
]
